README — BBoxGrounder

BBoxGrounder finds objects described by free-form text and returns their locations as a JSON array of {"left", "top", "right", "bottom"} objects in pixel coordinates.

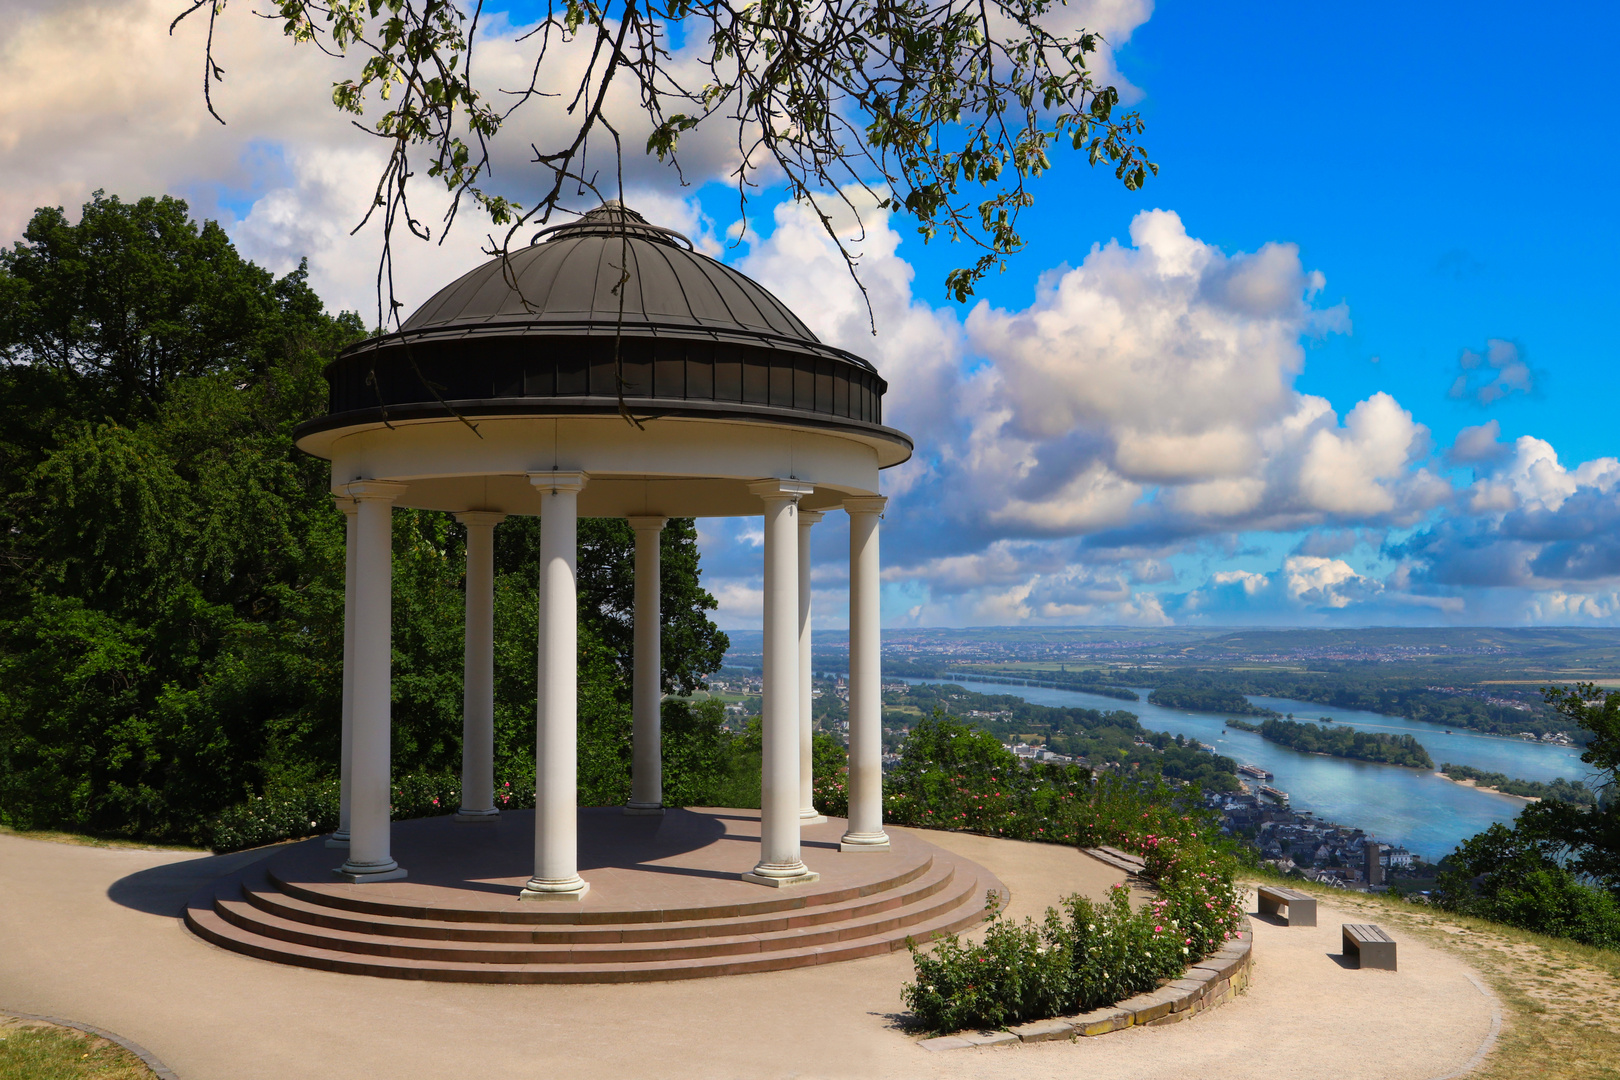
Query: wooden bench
[
  {"left": 1342, "top": 923, "right": 1397, "bottom": 970},
  {"left": 1256, "top": 884, "right": 1316, "bottom": 926}
]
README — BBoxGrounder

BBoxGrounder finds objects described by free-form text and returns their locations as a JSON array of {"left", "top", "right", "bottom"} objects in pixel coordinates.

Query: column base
[
  {"left": 323, "top": 830, "right": 351, "bottom": 849},
  {"left": 333, "top": 861, "right": 408, "bottom": 884},
  {"left": 799, "top": 810, "right": 828, "bottom": 825},
  {"left": 519, "top": 878, "right": 591, "bottom": 902},
  {"left": 741, "top": 868, "right": 821, "bottom": 889},
  {"left": 453, "top": 809, "right": 500, "bottom": 823},
  {"left": 622, "top": 803, "right": 666, "bottom": 816},
  {"left": 839, "top": 832, "right": 892, "bottom": 853}
]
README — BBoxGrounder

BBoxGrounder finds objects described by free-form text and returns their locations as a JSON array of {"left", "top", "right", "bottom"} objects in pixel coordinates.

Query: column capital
[
  {"left": 843, "top": 495, "right": 887, "bottom": 516},
  {"left": 333, "top": 494, "right": 358, "bottom": 516},
  {"left": 527, "top": 470, "right": 589, "bottom": 493},
  {"left": 748, "top": 478, "right": 815, "bottom": 501},
  {"left": 340, "top": 479, "right": 409, "bottom": 502},
  {"left": 455, "top": 510, "right": 508, "bottom": 528},
  {"left": 626, "top": 515, "right": 669, "bottom": 532},
  {"left": 798, "top": 509, "right": 825, "bottom": 526}
]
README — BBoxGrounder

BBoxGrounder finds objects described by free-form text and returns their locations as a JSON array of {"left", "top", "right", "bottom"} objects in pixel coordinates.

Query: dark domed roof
[
  {"left": 296, "top": 202, "right": 907, "bottom": 453},
  {"left": 398, "top": 203, "right": 837, "bottom": 357}
]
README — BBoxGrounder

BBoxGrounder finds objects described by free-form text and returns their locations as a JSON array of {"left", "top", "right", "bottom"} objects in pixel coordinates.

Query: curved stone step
[
  {"left": 211, "top": 867, "right": 982, "bottom": 965},
  {"left": 266, "top": 849, "right": 936, "bottom": 926},
  {"left": 243, "top": 858, "right": 960, "bottom": 944},
  {"left": 186, "top": 875, "right": 995, "bottom": 984}
]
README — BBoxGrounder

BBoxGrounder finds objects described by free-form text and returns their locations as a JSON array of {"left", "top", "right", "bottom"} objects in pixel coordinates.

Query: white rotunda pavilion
[{"left": 297, "top": 203, "right": 913, "bottom": 901}]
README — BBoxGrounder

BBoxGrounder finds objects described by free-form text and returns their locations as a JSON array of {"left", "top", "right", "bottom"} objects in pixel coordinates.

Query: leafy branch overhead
[{"left": 174, "top": 0, "right": 1155, "bottom": 317}]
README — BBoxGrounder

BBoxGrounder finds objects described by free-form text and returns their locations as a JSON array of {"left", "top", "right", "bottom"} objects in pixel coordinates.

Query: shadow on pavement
[{"left": 106, "top": 846, "right": 282, "bottom": 917}]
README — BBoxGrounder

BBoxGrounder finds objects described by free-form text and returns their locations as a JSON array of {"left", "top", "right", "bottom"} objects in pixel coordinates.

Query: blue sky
[{"left": 4, "top": 0, "right": 1617, "bottom": 627}]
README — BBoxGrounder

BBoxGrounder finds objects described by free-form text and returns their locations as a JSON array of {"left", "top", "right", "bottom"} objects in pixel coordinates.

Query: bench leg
[{"left": 1364, "top": 944, "right": 1396, "bottom": 971}]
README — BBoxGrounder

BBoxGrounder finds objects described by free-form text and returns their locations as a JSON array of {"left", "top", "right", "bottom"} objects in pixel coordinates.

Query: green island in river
[
  {"left": 1438, "top": 763, "right": 1597, "bottom": 805},
  {"left": 1225, "top": 717, "right": 1434, "bottom": 769},
  {"left": 1146, "top": 685, "right": 1280, "bottom": 716}
]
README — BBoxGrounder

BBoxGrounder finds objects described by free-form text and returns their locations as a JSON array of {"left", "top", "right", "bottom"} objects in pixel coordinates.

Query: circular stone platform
[{"left": 184, "top": 809, "right": 1003, "bottom": 983}]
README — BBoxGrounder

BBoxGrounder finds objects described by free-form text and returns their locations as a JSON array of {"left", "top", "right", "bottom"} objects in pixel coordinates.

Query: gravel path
[{"left": 0, "top": 829, "right": 1496, "bottom": 1080}]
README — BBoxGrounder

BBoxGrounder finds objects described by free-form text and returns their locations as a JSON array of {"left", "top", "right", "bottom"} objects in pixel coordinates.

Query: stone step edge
[
  {"left": 1081, "top": 846, "right": 1149, "bottom": 876},
  {"left": 184, "top": 884, "right": 999, "bottom": 984},
  {"left": 244, "top": 859, "right": 961, "bottom": 943},
  {"left": 213, "top": 872, "right": 985, "bottom": 964},
  {"left": 917, "top": 918, "right": 1254, "bottom": 1052},
  {"left": 268, "top": 851, "right": 935, "bottom": 926}
]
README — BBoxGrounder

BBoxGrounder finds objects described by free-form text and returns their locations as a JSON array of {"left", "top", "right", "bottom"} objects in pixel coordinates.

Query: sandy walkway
[{"left": 0, "top": 829, "right": 1496, "bottom": 1080}]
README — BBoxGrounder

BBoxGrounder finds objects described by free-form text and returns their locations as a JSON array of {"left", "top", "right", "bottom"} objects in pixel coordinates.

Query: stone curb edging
[
  {"left": 918, "top": 917, "right": 1254, "bottom": 1052},
  {"left": 1080, "top": 845, "right": 1148, "bottom": 878},
  {"left": 1, "top": 1008, "right": 181, "bottom": 1080}
]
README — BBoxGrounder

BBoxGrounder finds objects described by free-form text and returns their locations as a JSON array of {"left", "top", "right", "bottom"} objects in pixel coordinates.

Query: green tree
[
  {"left": 1432, "top": 683, "right": 1620, "bottom": 949},
  {"left": 0, "top": 193, "right": 359, "bottom": 839},
  {"left": 0, "top": 193, "right": 734, "bottom": 842}
]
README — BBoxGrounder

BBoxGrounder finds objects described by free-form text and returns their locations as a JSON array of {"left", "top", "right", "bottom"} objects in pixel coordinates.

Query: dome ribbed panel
[
  {"left": 634, "top": 241, "right": 697, "bottom": 325},
  {"left": 390, "top": 205, "right": 844, "bottom": 361}
]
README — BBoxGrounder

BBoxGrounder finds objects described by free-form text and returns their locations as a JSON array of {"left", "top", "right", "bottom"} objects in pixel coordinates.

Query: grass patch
[
  {"left": 0, "top": 1020, "right": 157, "bottom": 1080},
  {"left": 0, "top": 825, "right": 205, "bottom": 853},
  {"left": 1243, "top": 875, "right": 1620, "bottom": 1080}
]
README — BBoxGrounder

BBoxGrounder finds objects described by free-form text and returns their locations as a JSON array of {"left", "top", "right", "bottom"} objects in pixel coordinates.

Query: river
[{"left": 900, "top": 677, "right": 1596, "bottom": 862}]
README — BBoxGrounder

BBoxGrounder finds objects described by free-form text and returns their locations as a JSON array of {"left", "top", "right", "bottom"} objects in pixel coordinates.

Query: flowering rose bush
[
  {"left": 887, "top": 712, "right": 1244, "bottom": 1033},
  {"left": 902, "top": 893, "right": 1074, "bottom": 1033},
  {"left": 208, "top": 765, "right": 539, "bottom": 852},
  {"left": 904, "top": 861, "right": 1240, "bottom": 1034},
  {"left": 1144, "top": 834, "right": 1244, "bottom": 959},
  {"left": 1063, "top": 885, "right": 1185, "bottom": 1013}
]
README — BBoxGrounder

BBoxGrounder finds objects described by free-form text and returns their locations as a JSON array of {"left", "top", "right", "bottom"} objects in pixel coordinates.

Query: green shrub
[
  {"left": 891, "top": 731, "right": 1244, "bottom": 1035},
  {"left": 208, "top": 779, "right": 340, "bottom": 853},
  {"left": 208, "top": 765, "right": 541, "bottom": 852},
  {"left": 903, "top": 894, "right": 1074, "bottom": 1033},
  {"left": 902, "top": 860, "right": 1239, "bottom": 1035},
  {"left": 1065, "top": 885, "right": 1184, "bottom": 1012}
]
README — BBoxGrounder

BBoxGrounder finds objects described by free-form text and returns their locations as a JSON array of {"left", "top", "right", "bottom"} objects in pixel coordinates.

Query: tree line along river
[{"left": 902, "top": 678, "right": 1594, "bottom": 863}]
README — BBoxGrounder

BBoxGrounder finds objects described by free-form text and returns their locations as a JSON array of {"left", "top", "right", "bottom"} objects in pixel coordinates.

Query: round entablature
[
  {"left": 293, "top": 203, "right": 912, "bottom": 470},
  {"left": 309, "top": 413, "right": 893, "bottom": 518}
]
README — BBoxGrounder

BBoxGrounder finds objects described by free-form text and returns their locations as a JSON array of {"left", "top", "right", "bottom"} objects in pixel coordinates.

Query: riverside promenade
[{"left": 0, "top": 829, "right": 1498, "bottom": 1080}]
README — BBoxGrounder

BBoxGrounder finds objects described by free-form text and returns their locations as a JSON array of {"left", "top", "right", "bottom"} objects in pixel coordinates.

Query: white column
[
  {"left": 798, "top": 510, "right": 827, "bottom": 824},
  {"left": 455, "top": 511, "right": 506, "bottom": 822},
  {"left": 743, "top": 479, "right": 819, "bottom": 887},
  {"left": 326, "top": 496, "right": 359, "bottom": 849},
  {"left": 626, "top": 516, "right": 668, "bottom": 814},
  {"left": 841, "top": 496, "right": 890, "bottom": 852},
  {"left": 522, "top": 471, "right": 590, "bottom": 901},
  {"left": 337, "top": 480, "right": 409, "bottom": 882}
]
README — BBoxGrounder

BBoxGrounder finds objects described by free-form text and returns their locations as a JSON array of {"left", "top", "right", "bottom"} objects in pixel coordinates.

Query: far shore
[{"left": 1434, "top": 771, "right": 1539, "bottom": 803}]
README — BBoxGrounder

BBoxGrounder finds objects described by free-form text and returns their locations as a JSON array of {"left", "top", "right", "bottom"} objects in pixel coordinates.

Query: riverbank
[
  {"left": 906, "top": 678, "right": 1586, "bottom": 860},
  {"left": 1435, "top": 772, "right": 1539, "bottom": 803}
]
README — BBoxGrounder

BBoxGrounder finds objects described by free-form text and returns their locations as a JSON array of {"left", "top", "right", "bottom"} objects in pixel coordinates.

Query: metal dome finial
[{"left": 531, "top": 201, "right": 692, "bottom": 249}]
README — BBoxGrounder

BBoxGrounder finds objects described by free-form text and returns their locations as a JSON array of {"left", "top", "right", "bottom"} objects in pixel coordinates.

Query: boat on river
[
  {"left": 1237, "top": 763, "right": 1273, "bottom": 780},
  {"left": 1259, "top": 785, "right": 1290, "bottom": 804}
]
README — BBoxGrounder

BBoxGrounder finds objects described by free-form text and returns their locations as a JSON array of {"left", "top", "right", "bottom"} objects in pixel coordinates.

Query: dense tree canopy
[{"left": 0, "top": 193, "right": 732, "bottom": 843}]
